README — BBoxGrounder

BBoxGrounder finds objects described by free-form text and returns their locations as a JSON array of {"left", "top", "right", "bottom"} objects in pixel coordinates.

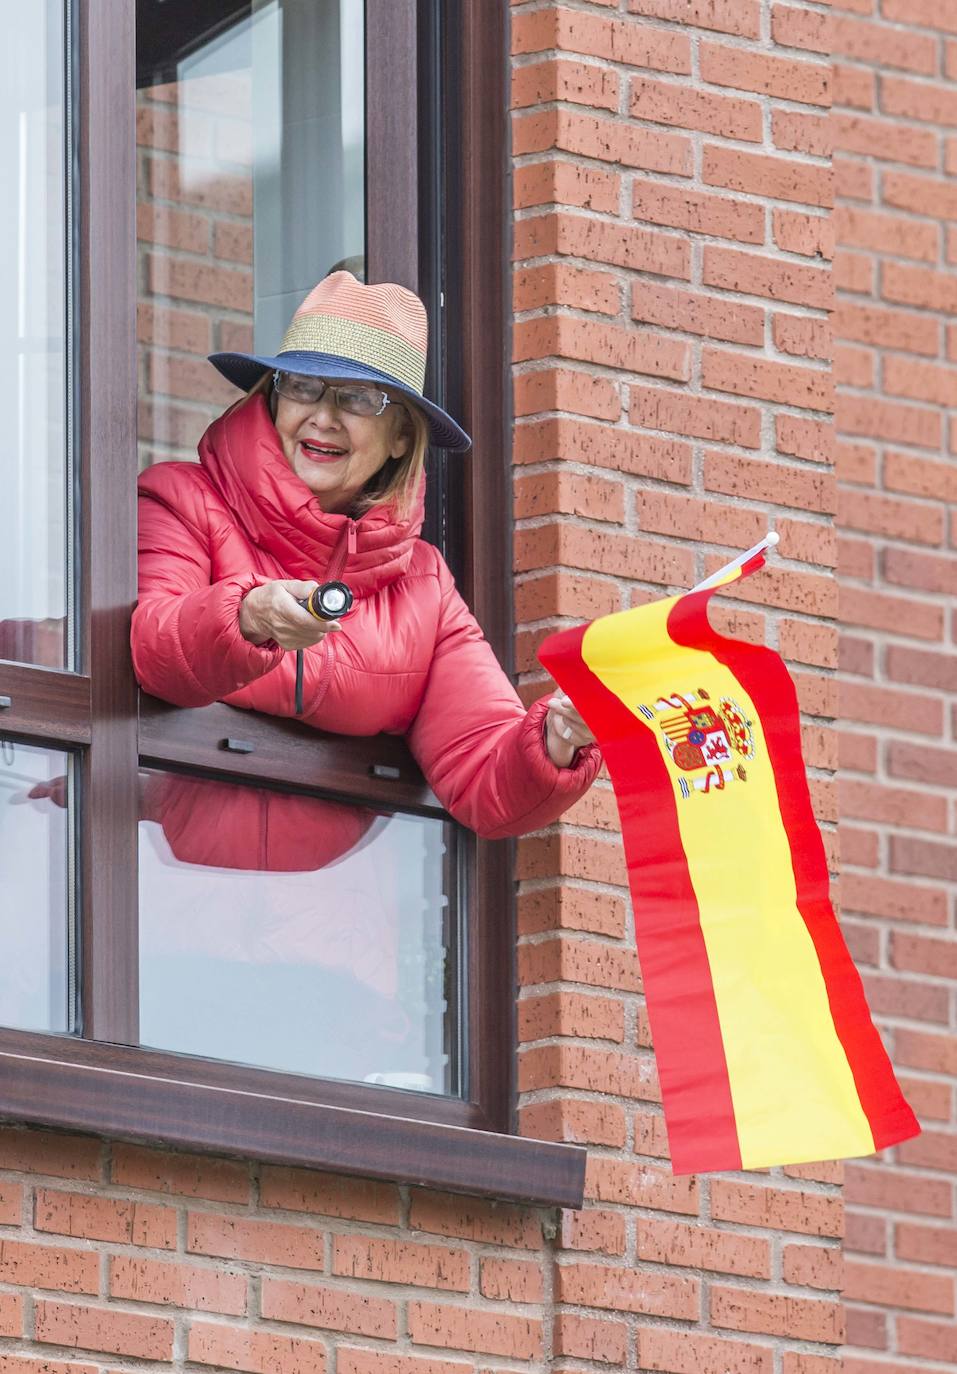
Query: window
[{"left": 0, "top": 0, "right": 584, "bottom": 1208}]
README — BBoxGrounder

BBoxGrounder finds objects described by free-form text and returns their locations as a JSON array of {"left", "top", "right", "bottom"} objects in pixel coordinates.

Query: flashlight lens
[{"left": 320, "top": 587, "right": 347, "bottom": 614}]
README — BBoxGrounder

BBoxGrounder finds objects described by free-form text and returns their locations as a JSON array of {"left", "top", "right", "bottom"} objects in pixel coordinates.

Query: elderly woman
[{"left": 132, "top": 272, "right": 599, "bottom": 843}]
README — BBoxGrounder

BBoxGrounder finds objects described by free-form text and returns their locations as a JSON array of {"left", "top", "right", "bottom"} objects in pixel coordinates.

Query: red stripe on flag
[
  {"left": 540, "top": 623, "right": 742, "bottom": 1174},
  {"left": 668, "top": 591, "right": 920, "bottom": 1152}
]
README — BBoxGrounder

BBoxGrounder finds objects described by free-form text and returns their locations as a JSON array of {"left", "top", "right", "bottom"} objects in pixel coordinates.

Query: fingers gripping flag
[{"left": 538, "top": 552, "right": 919, "bottom": 1176}]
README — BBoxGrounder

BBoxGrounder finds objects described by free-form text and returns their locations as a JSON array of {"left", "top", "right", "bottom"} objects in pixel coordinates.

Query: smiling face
[{"left": 273, "top": 380, "right": 411, "bottom": 513}]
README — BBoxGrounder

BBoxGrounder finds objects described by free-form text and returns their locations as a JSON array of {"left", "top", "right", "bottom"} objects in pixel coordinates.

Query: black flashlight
[{"left": 294, "top": 581, "right": 354, "bottom": 715}]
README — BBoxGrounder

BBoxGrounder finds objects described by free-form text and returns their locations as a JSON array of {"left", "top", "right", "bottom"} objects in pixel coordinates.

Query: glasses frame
[{"left": 273, "top": 370, "right": 398, "bottom": 417}]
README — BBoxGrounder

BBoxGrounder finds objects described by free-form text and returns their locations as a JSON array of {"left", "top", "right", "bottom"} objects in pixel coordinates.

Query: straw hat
[{"left": 209, "top": 271, "right": 471, "bottom": 451}]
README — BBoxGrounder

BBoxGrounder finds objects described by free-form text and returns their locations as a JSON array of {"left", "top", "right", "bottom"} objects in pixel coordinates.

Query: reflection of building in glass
[{"left": 136, "top": 0, "right": 365, "bottom": 469}]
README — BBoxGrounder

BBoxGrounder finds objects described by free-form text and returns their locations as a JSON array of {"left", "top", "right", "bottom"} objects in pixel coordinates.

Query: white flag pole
[{"left": 690, "top": 531, "right": 779, "bottom": 594}]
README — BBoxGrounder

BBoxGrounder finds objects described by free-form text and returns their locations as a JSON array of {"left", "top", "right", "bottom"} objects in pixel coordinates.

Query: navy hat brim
[{"left": 208, "top": 350, "right": 471, "bottom": 452}]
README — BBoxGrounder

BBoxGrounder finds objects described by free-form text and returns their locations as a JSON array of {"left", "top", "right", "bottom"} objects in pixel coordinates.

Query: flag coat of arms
[{"left": 539, "top": 554, "right": 919, "bottom": 1176}]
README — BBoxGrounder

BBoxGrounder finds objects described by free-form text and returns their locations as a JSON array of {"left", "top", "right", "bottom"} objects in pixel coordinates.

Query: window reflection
[
  {"left": 138, "top": 771, "right": 459, "bottom": 1094},
  {"left": 0, "top": 1, "right": 71, "bottom": 669},
  {"left": 136, "top": 0, "right": 366, "bottom": 468},
  {"left": 0, "top": 740, "right": 74, "bottom": 1033}
]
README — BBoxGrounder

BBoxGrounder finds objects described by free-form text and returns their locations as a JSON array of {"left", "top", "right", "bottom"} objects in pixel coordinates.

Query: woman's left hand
[{"left": 545, "top": 691, "right": 596, "bottom": 768}]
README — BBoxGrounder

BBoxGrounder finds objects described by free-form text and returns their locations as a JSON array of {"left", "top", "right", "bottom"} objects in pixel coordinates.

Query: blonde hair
[{"left": 245, "top": 370, "right": 428, "bottom": 520}]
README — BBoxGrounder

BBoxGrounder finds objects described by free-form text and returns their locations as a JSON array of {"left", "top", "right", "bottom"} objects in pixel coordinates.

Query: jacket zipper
[{"left": 299, "top": 517, "right": 356, "bottom": 715}]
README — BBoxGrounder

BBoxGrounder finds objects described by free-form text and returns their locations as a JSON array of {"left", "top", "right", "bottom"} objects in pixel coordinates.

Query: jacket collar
[{"left": 198, "top": 393, "right": 424, "bottom": 592}]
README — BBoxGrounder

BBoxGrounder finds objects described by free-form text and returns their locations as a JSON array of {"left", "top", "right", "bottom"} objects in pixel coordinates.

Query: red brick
[
  {"left": 637, "top": 1329, "right": 773, "bottom": 1374},
  {"left": 703, "top": 348, "right": 833, "bottom": 411},
  {"left": 702, "top": 42, "right": 829, "bottom": 104},
  {"left": 511, "top": 58, "right": 620, "bottom": 112},
  {"left": 586, "top": 1160, "right": 698, "bottom": 1215},
  {"left": 514, "top": 108, "right": 692, "bottom": 175},
  {"left": 710, "top": 1287, "right": 842, "bottom": 1343},
  {"left": 895, "top": 1027, "right": 957, "bottom": 1076},
  {"left": 0, "top": 1294, "right": 22, "bottom": 1337},
  {"left": 632, "top": 281, "right": 764, "bottom": 345},
  {"left": 833, "top": 15, "right": 938, "bottom": 74},
  {"left": 408, "top": 1302, "right": 542, "bottom": 1361},
  {"left": 514, "top": 416, "right": 692, "bottom": 481},
  {"left": 520, "top": 1096, "right": 627, "bottom": 1149},
  {"left": 705, "top": 145, "right": 832, "bottom": 207},
  {"left": 33, "top": 1189, "right": 176, "bottom": 1250},
  {"left": 845, "top": 1259, "right": 954, "bottom": 1315},
  {"left": 520, "top": 1043, "right": 657, "bottom": 1100},
  {"left": 261, "top": 1280, "right": 396, "bottom": 1339},
  {"left": 511, "top": 6, "right": 692, "bottom": 74},
  {"left": 259, "top": 1168, "right": 399, "bottom": 1225},
  {"left": 704, "top": 247, "right": 832, "bottom": 310},
  {"left": 0, "top": 1239, "right": 98, "bottom": 1295},
  {"left": 632, "top": 178, "right": 764, "bottom": 244},
  {"left": 772, "top": 3, "right": 831, "bottom": 53},
  {"left": 780, "top": 620, "right": 838, "bottom": 668},
  {"left": 553, "top": 1312, "right": 627, "bottom": 1365},
  {"left": 883, "top": 0, "right": 957, "bottom": 30},
  {"left": 514, "top": 262, "right": 620, "bottom": 315},
  {"left": 187, "top": 1213, "right": 324, "bottom": 1270},
  {"left": 773, "top": 209, "right": 834, "bottom": 259},
  {"left": 188, "top": 1324, "right": 326, "bottom": 1374},
  {"left": 627, "top": 0, "right": 760, "bottom": 35},
  {"left": 776, "top": 415, "right": 833, "bottom": 463},
  {"left": 0, "top": 1360, "right": 97, "bottom": 1374},
  {"left": 0, "top": 1130, "right": 101, "bottom": 1182},
  {"left": 882, "top": 261, "right": 957, "bottom": 313},
  {"left": 514, "top": 315, "right": 690, "bottom": 381},
  {"left": 480, "top": 1257, "right": 544, "bottom": 1304},
  {"left": 840, "top": 587, "right": 944, "bottom": 642},
  {"left": 637, "top": 1217, "right": 771, "bottom": 1278},
  {"left": 332, "top": 1236, "right": 468, "bottom": 1293},
  {"left": 783, "top": 1244, "right": 842, "bottom": 1291},
  {"left": 109, "top": 1254, "right": 246, "bottom": 1314},
  {"left": 513, "top": 159, "right": 620, "bottom": 213},
  {"left": 833, "top": 113, "right": 939, "bottom": 170},
  {"left": 337, "top": 1354, "right": 466, "bottom": 1374},
  {"left": 517, "top": 934, "right": 640, "bottom": 993},
  {"left": 833, "top": 62, "right": 875, "bottom": 112},
  {"left": 514, "top": 367, "right": 621, "bottom": 421},
  {"left": 896, "top": 1221, "right": 957, "bottom": 1268},
  {"left": 705, "top": 452, "right": 834, "bottom": 514},
  {"left": 774, "top": 314, "right": 831, "bottom": 362},
  {"left": 631, "top": 77, "right": 762, "bottom": 141},
  {"left": 518, "top": 989, "right": 625, "bottom": 1043},
  {"left": 840, "top": 779, "right": 948, "bottom": 832},
  {"left": 892, "top": 837, "right": 957, "bottom": 885},
  {"left": 838, "top": 872, "right": 948, "bottom": 926},
  {"left": 558, "top": 1261, "right": 698, "bottom": 1319},
  {"left": 710, "top": 1182, "right": 843, "bottom": 1238},
  {"left": 558, "top": 1209, "right": 627, "bottom": 1255},
  {"left": 408, "top": 1192, "right": 543, "bottom": 1249},
  {"left": 0, "top": 1182, "right": 22, "bottom": 1226},
  {"left": 840, "top": 206, "right": 939, "bottom": 262},
  {"left": 34, "top": 1301, "right": 173, "bottom": 1361},
  {"left": 836, "top": 394, "right": 942, "bottom": 449},
  {"left": 637, "top": 489, "right": 766, "bottom": 548},
  {"left": 898, "top": 1316, "right": 957, "bottom": 1364},
  {"left": 515, "top": 470, "right": 624, "bottom": 525},
  {"left": 517, "top": 211, "right": 692, "bottom": 279},
  {"left": 631, "top": 385, "right": 761, "bottom": 448},
  {"left": 213, "top": 220, "right": 253, "bottom": 264},
  {"left": 834, "top": 302, "right": 939, "bottom": 355},
  {"left": 110, "top": 1145, "right": 248, "bottom": 1202},
  {"left": 887, "top": 740, "right": 957, "bottom": 790}
]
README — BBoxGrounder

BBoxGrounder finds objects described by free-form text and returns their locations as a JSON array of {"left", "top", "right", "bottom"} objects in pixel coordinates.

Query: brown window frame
[{"left": 0, "top": 0, "right": 586, "bottom": 1209}]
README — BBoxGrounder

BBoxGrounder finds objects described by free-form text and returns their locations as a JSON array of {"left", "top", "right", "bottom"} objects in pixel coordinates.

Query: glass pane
[
  {"left": 136, "top": 0, "right": 365, "bottom": 467},
  {"left": 138, "top": 771, "right": 461, "bottom": 1095},
  {"left": 0, "top": 740, "right": 74, "bottom": 1032},
  {"left": 0, "top": 1, "right": 72, "bottom": 669}
]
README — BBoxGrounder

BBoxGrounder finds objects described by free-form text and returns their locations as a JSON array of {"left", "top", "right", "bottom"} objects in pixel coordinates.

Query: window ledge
[{"left": 0, "top": 1031, "right": 586, "bottom": 1209}]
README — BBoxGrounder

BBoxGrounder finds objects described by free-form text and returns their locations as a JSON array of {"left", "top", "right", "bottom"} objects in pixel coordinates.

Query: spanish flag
[{"left": 539, "top": 552, "right": 919, "bottom": 1175}]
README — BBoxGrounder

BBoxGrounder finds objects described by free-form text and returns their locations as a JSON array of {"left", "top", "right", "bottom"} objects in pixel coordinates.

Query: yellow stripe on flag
[{"left": 582, "top": 599, "right": 875, "bottom": 1169}]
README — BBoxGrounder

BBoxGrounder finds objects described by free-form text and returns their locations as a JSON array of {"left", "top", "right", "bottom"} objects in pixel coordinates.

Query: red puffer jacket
[{"left": 132, "top": 395, "right": 601, "bottom": 841}]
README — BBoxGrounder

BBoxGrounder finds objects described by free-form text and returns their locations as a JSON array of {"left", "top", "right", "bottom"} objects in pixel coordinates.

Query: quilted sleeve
[
  {"left": 406, "top": 552, "right": 601, "bottom": 839},
  {"left": 132, "top": 472, "right": 283, "bottom": 707}
]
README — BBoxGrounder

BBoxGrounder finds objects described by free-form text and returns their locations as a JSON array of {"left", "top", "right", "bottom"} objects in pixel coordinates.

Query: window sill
[{"left": 0, "top": 1029, "right": 586, "bottom": 1209}]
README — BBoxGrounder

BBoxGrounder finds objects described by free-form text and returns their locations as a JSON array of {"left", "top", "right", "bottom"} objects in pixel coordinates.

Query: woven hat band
[{"left": 279, "top": 313, "right": 427, "bottom": 393}]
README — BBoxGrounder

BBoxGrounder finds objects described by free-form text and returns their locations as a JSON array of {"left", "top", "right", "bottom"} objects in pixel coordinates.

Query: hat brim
[{"left": 208, "top": 350, "right": 472, "bottom": 452}]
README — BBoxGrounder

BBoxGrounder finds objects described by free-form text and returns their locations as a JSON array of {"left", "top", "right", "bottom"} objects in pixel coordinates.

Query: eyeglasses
[{"left": 273, "top": 371, "right": 397, "bottom": 418}]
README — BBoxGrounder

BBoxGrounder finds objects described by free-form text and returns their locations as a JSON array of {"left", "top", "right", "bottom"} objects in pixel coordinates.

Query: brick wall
[
  {"left": 136, "top": 72, "right": 254, "bottom": 469},
  {"left": 512, "top": 0, "right": 844, "bottom": 1369},
  {"left": 834, "top": 4, "right": 957, "bottom": 1371}
]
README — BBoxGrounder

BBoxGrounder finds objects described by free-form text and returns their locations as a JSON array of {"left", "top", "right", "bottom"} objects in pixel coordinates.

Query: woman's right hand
[{"left": 239, "top": 580, "right": 344, "bottom": 650}]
